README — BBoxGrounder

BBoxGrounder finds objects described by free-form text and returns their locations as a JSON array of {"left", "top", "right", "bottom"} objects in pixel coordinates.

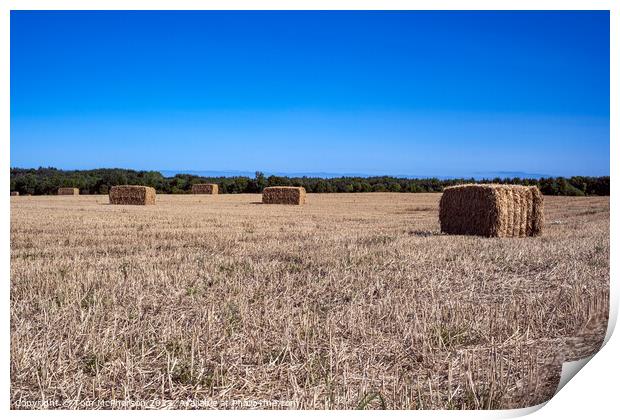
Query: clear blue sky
[{"left": 11, "top": 11, "right": 609, "bottom": 177}]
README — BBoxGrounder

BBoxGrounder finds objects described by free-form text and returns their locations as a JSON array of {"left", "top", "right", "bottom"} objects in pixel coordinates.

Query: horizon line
[{"left": 10, "top": 166, "right": 611, "bottom": 180}]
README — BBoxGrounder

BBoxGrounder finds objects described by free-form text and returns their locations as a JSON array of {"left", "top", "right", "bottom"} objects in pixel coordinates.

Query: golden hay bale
[
  {"left": 439, "top": 184, "right": 544, "bottom": 237},
  {"left": 10, "top": 191, "right": 19, "bottom": 196},
  {"left": 57, "top": 187, "right": 79, "bottom": 195},
  {"left": 262, "top": 186, "right": 306, "bottom": 205},
  {"left": 191, "top": 183, "right": 219, "bottom": 194},
  {"left": 109, "top": 185, "right": 156, "bottom": 205}
]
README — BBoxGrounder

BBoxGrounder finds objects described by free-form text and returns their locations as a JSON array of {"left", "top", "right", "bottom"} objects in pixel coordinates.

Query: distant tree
[
  {"left": 373, "top": 183, "right": 387, "bottom": 192},
  {"left": 8, "top": 167, "right": 610, "bottom": 196},
  {"left": 388, "top": 183, "right": 401, "bottom": 192},
  {"left": 255, "top": 171, "right": 267, "bottom": 192},
  {"left": 315, "top": 180, "right": 329, "bottom": 193}
]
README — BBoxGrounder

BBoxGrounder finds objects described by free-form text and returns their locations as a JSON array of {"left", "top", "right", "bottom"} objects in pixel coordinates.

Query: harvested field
[
  {"left": 192, "top": 184, "right": 219, "bottom": 194},
  {"left": 10, "top": 193, "right": 609, "bottom": 409},
  {"left": 262, "top": 186, "right": 306, "bottom": 205},
  {"left": 109, "top": 185, "right": 156, "bottom": 205},
  {"left": 439, "top": 184, "right": 544, "bottom": 237},
  {"left": 57, "top": 187, "right": 79, "bottom": 195}
]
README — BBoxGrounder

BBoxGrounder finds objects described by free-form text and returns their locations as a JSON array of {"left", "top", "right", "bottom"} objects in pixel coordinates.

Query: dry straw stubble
[
  {"left": 109, "top": 185, "right": 156, "bottom": 205},
  {"left": 439, "top": 184, "right": 544, "bottom": 237},
  {"left": 262, "top": 186, "right": 307, "bottom": 205},
  {"left": 10, "top": 193, "right": 608, "bottom": 409},
  {"left": 191, "top": 184, "right": 219, "bottom": 194}
]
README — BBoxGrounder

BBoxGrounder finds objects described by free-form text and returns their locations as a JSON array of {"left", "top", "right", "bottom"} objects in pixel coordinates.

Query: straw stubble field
[{"left": 10, "top": 193, "right": 609, "bottom": 409}]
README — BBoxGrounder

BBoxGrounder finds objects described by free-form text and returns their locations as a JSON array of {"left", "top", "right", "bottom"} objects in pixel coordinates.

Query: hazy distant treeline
[{"left": 10, "top": 167, "right": 610, "bottom": 196}]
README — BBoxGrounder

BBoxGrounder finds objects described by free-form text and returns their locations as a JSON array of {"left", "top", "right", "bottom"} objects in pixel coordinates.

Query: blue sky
[{"left": 11, "top": 11, "right": 609, "bottom": 177}]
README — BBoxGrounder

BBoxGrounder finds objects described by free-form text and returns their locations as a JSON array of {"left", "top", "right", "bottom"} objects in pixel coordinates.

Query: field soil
[{"left": 10, "top": 193, "right": 609, "bottom": 409}]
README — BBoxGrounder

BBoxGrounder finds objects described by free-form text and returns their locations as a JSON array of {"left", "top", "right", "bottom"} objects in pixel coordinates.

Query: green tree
[{"left": 255, "top": 171, "right": 267, "bottom": 192}]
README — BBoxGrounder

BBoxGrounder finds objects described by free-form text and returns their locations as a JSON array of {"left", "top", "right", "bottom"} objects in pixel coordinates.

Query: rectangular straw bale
[
  {"left": 439, "top": 184, "right": 544, "bottom": 237},
  {"left": 262, "top": 186, "right": 306, "bottom": 205},
  {"left": 10, "top": 191, "right": 19, "bottom": 196},
  {"left": 191, "top": 183, "right": 219, "bottom": 194},
  {"left": 109, "top": 185, "right": 156, "bottom": 205},
  {"left": 57, "top": 187, "right": 79, "bottom": 195}
]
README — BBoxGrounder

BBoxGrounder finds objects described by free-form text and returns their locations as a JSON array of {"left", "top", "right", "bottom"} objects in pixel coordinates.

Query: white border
[{"left": 2, "top": 2, "right": 616, "bottom": 419}]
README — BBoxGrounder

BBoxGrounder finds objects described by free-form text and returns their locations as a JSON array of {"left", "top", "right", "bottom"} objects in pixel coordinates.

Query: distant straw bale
[
  {"left": 109, "top": 185, "right": 156, "bottom": 205},
  {"left": 191, "top": 184, "right": 219, "bottom": 194},
  {"left": 10, "top": 191, "right": 19, "bottom": 196},
  {"left": 262, "top": 186, "right": 306, "bottom": 205},
  {"left": 58, "top": 187, "right": 79, "bottom": 195},
  {"left": 439, "top": 184, "right": 544, "bottom": 237}
]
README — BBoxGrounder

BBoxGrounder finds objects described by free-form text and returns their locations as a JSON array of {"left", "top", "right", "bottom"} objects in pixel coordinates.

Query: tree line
[{"left": 10, "top": 167, "right": 610, "bottom": 196}]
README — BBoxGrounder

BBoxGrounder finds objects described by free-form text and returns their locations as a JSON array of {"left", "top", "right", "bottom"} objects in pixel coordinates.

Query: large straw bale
[
  {"left": 439, "top": 184, "right": 544, "bottom": 237},
  {"left": 262, "top": 186, "right": 306, "bottom": 205},
  {"left": 191, "top": 184, "right": 219, "bottom": 194},
  {"left": 10, "top": 191, "right": 19, "bottom": 196},
  {"left": 58, "top": 187, "right": 79, "bottom": 195},
  {"left": 109, "top": 185, "right": 156, "bottom": 205}
]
